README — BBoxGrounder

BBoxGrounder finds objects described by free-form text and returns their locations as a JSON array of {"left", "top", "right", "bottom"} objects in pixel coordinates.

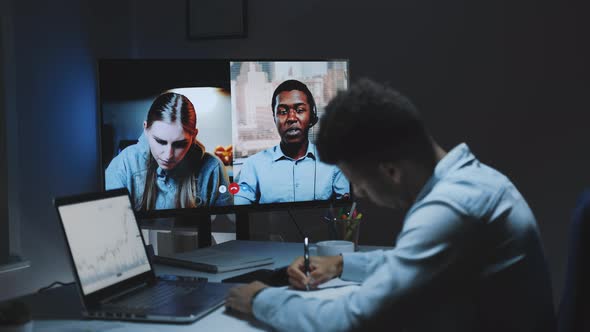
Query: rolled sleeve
[
  {"left": 341, "top": 250, "right": 387, "bottom": 282},
  {"left": 252, "top": 287, "right": 283, "bottom": 321},
  {"left": 252, "top": 286, "right": 358, "bottom": 332},
  {"left": 332, "top": 167, "right": 351, "bottom": 199}
]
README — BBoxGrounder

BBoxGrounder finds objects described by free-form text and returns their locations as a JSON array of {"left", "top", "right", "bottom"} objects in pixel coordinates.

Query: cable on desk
[{"left": 286, "top": 209, "right": 307, "bottom": 240}]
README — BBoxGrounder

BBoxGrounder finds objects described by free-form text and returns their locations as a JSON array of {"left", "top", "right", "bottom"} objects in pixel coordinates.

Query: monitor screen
[{"left": 99, "top": 60, "right": 350, "bottom": 214}]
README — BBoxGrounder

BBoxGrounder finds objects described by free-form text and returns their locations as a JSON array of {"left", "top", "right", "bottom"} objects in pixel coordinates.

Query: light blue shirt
[
  {"left": 105, "top": 133, "right": 233, "bottom": 209},
  {"left": 252, "top": 143, "right": 555, "bottom": 332},
  {"left": 234, "top": 142, "right": 350, "bottom": 204}
]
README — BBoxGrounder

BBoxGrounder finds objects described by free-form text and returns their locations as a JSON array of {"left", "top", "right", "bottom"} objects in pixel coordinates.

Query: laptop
[{"left": 54, "top": 188, "right": 233, "bottom": 323}]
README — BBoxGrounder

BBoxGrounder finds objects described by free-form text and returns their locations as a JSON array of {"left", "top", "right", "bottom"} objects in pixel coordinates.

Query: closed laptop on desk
[
  {"left": 54, "top": 188, "right": 233, "bottom": 323},
  {"left": 154, "top": 248, "right": 273, "bottom": 273}
]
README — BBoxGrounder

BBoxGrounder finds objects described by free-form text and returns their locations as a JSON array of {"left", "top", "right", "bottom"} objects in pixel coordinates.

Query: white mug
[{"left": 316, "top": 240, "right": 355, "bottom": 256}]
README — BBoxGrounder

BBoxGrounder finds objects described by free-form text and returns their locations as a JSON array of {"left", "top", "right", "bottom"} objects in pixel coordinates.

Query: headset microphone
[{"left": 309, "top": 104, "right": 318, "bottom": 128}]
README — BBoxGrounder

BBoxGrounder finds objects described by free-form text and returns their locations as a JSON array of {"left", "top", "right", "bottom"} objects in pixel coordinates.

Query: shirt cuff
[
  {"left": 252, "top": 287, "right": 286, "bottom": 321},
  {"left": 340, "top": 252, "right": 372, "bottom": 282}
]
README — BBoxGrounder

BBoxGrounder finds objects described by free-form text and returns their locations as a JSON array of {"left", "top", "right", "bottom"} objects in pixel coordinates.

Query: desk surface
[
  {"left": 21, "top": 240, "right": 388, "bottom": 331},
  {"left": 156, "top": 240, "right": 389, "bottom": 282}
]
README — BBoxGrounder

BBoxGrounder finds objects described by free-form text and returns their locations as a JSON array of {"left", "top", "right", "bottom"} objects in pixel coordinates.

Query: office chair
[{"left": 558, "top": 189, "right": 590, "bottom": 332}]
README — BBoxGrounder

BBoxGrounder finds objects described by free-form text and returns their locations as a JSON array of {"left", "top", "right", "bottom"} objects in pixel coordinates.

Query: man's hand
[
  {"left": 287, "top": 255, "right": 343, "bottom": 289},
  {"left": 225, "top": 281, "right": 269, "bottom": 315}
]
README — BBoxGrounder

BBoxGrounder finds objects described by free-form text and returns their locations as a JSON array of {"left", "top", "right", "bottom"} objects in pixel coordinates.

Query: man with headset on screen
[
  {"left": 233, "top": 79, "right": 350, "bottom": 205},
  {"left": 225, "top": 79, "right": 556, "bottom": 331}
]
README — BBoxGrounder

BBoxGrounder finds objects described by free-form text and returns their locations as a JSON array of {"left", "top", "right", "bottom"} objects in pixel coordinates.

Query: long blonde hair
[{"left": 140, "top": 92, "right": 205, "bottom": 210}]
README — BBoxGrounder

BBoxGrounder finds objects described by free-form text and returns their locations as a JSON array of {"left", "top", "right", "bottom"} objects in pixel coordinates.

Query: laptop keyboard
[{"left": 109, "top": 281, "right": 206, "bottom": 310}]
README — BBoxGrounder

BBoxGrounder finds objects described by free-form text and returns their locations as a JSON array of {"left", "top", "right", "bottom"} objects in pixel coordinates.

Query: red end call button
[{"left": 229, "top": 182, "right": 240, "bottom": 195}]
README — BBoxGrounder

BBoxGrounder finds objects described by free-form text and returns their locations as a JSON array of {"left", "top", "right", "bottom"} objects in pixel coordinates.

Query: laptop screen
[{"left": 58, "top": 194, "right": 151, "bottom": 295}]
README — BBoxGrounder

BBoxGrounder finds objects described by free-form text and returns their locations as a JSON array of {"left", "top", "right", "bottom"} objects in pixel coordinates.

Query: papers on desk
[{"left": 154, "top": 248, "right": 274, "bottom": 273}]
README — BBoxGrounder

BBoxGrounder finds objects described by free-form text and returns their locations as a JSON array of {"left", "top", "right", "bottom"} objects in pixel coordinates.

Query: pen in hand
[{"left": 304, "top": 237, "right": 310, "bottom": 291}]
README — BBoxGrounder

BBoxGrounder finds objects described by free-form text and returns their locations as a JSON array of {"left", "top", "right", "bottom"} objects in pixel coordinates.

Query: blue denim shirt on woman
[{"left": 105, "top": 133, "right": 233, "bottom": 210}]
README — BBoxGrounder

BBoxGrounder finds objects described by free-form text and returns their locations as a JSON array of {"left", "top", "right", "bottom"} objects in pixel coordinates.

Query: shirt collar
[
  {"left": 138, "top": 132, "right": 149, "bottom": 152},
  {"left": 156, "top": 166, "right": 167, "bottom": 179},
  {"left": 414, "top": 143, "right": 475, "bottom": 202},
  {"left": 271, "top": 142, "right": 317, "bottom": 162},
  {"left": 433, "top": 143, "right": 474, "bottom": 179}
]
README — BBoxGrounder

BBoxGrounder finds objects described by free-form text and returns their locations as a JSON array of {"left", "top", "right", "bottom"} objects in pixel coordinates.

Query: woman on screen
[{"left": 105, "top": 92, "right": 233, "bottom": 210}]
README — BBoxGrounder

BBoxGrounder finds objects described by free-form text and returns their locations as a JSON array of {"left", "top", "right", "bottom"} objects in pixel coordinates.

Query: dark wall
[
  {"left": 1, "top": 0, "right": 588, "bottom": 303},
  {"left": 0, "top": 0, "right": 101, "bottom": 300}
]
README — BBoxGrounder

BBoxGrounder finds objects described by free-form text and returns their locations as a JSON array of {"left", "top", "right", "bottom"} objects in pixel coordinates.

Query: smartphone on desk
[{"left": 221, "top": 266, "right": 290, "bottom": 287}]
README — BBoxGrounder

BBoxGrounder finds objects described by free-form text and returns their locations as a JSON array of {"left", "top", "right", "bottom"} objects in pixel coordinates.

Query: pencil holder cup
[{"left": 323, "top": 217, "right": 361, "bottom": 251}]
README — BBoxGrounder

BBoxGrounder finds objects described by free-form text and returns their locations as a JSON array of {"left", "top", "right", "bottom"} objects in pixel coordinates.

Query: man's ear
[
  {"left": 143, "top": 121, "right": 148, "bottom": 135},
  {"left": 378, "top": 161, "right": 401, "bottom": 184}
]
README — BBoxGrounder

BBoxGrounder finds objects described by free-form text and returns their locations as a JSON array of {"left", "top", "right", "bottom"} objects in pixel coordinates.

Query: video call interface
[{"left": 100, "top": 60, "right": 350, "bottom": 211}]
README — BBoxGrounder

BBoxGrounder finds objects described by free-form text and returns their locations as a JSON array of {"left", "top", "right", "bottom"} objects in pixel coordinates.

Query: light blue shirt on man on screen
[
  {"left": 252, "top": 143, "right": 555, "bottom": 332},
  {"left": 233, "top": 142, "right": 350, "bottom": 205}
]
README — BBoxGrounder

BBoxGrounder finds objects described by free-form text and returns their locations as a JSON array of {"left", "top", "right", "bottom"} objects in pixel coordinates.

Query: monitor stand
[
  {"left": 195, "top": 214, "right": 212, "bottom": 247},
  {"left": 140, "top": 211, "right": 249, "bottom": 248},
  {"left": 139, "top": 214, "right": 212, "bottom": 249},
  {"left": 235, "top": 212, "right": 250, "bottom": 240}
]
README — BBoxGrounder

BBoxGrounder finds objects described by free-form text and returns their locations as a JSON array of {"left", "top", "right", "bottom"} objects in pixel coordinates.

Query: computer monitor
[{"left": 99, "top": 59, "right": 351, "bottom": 217}]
